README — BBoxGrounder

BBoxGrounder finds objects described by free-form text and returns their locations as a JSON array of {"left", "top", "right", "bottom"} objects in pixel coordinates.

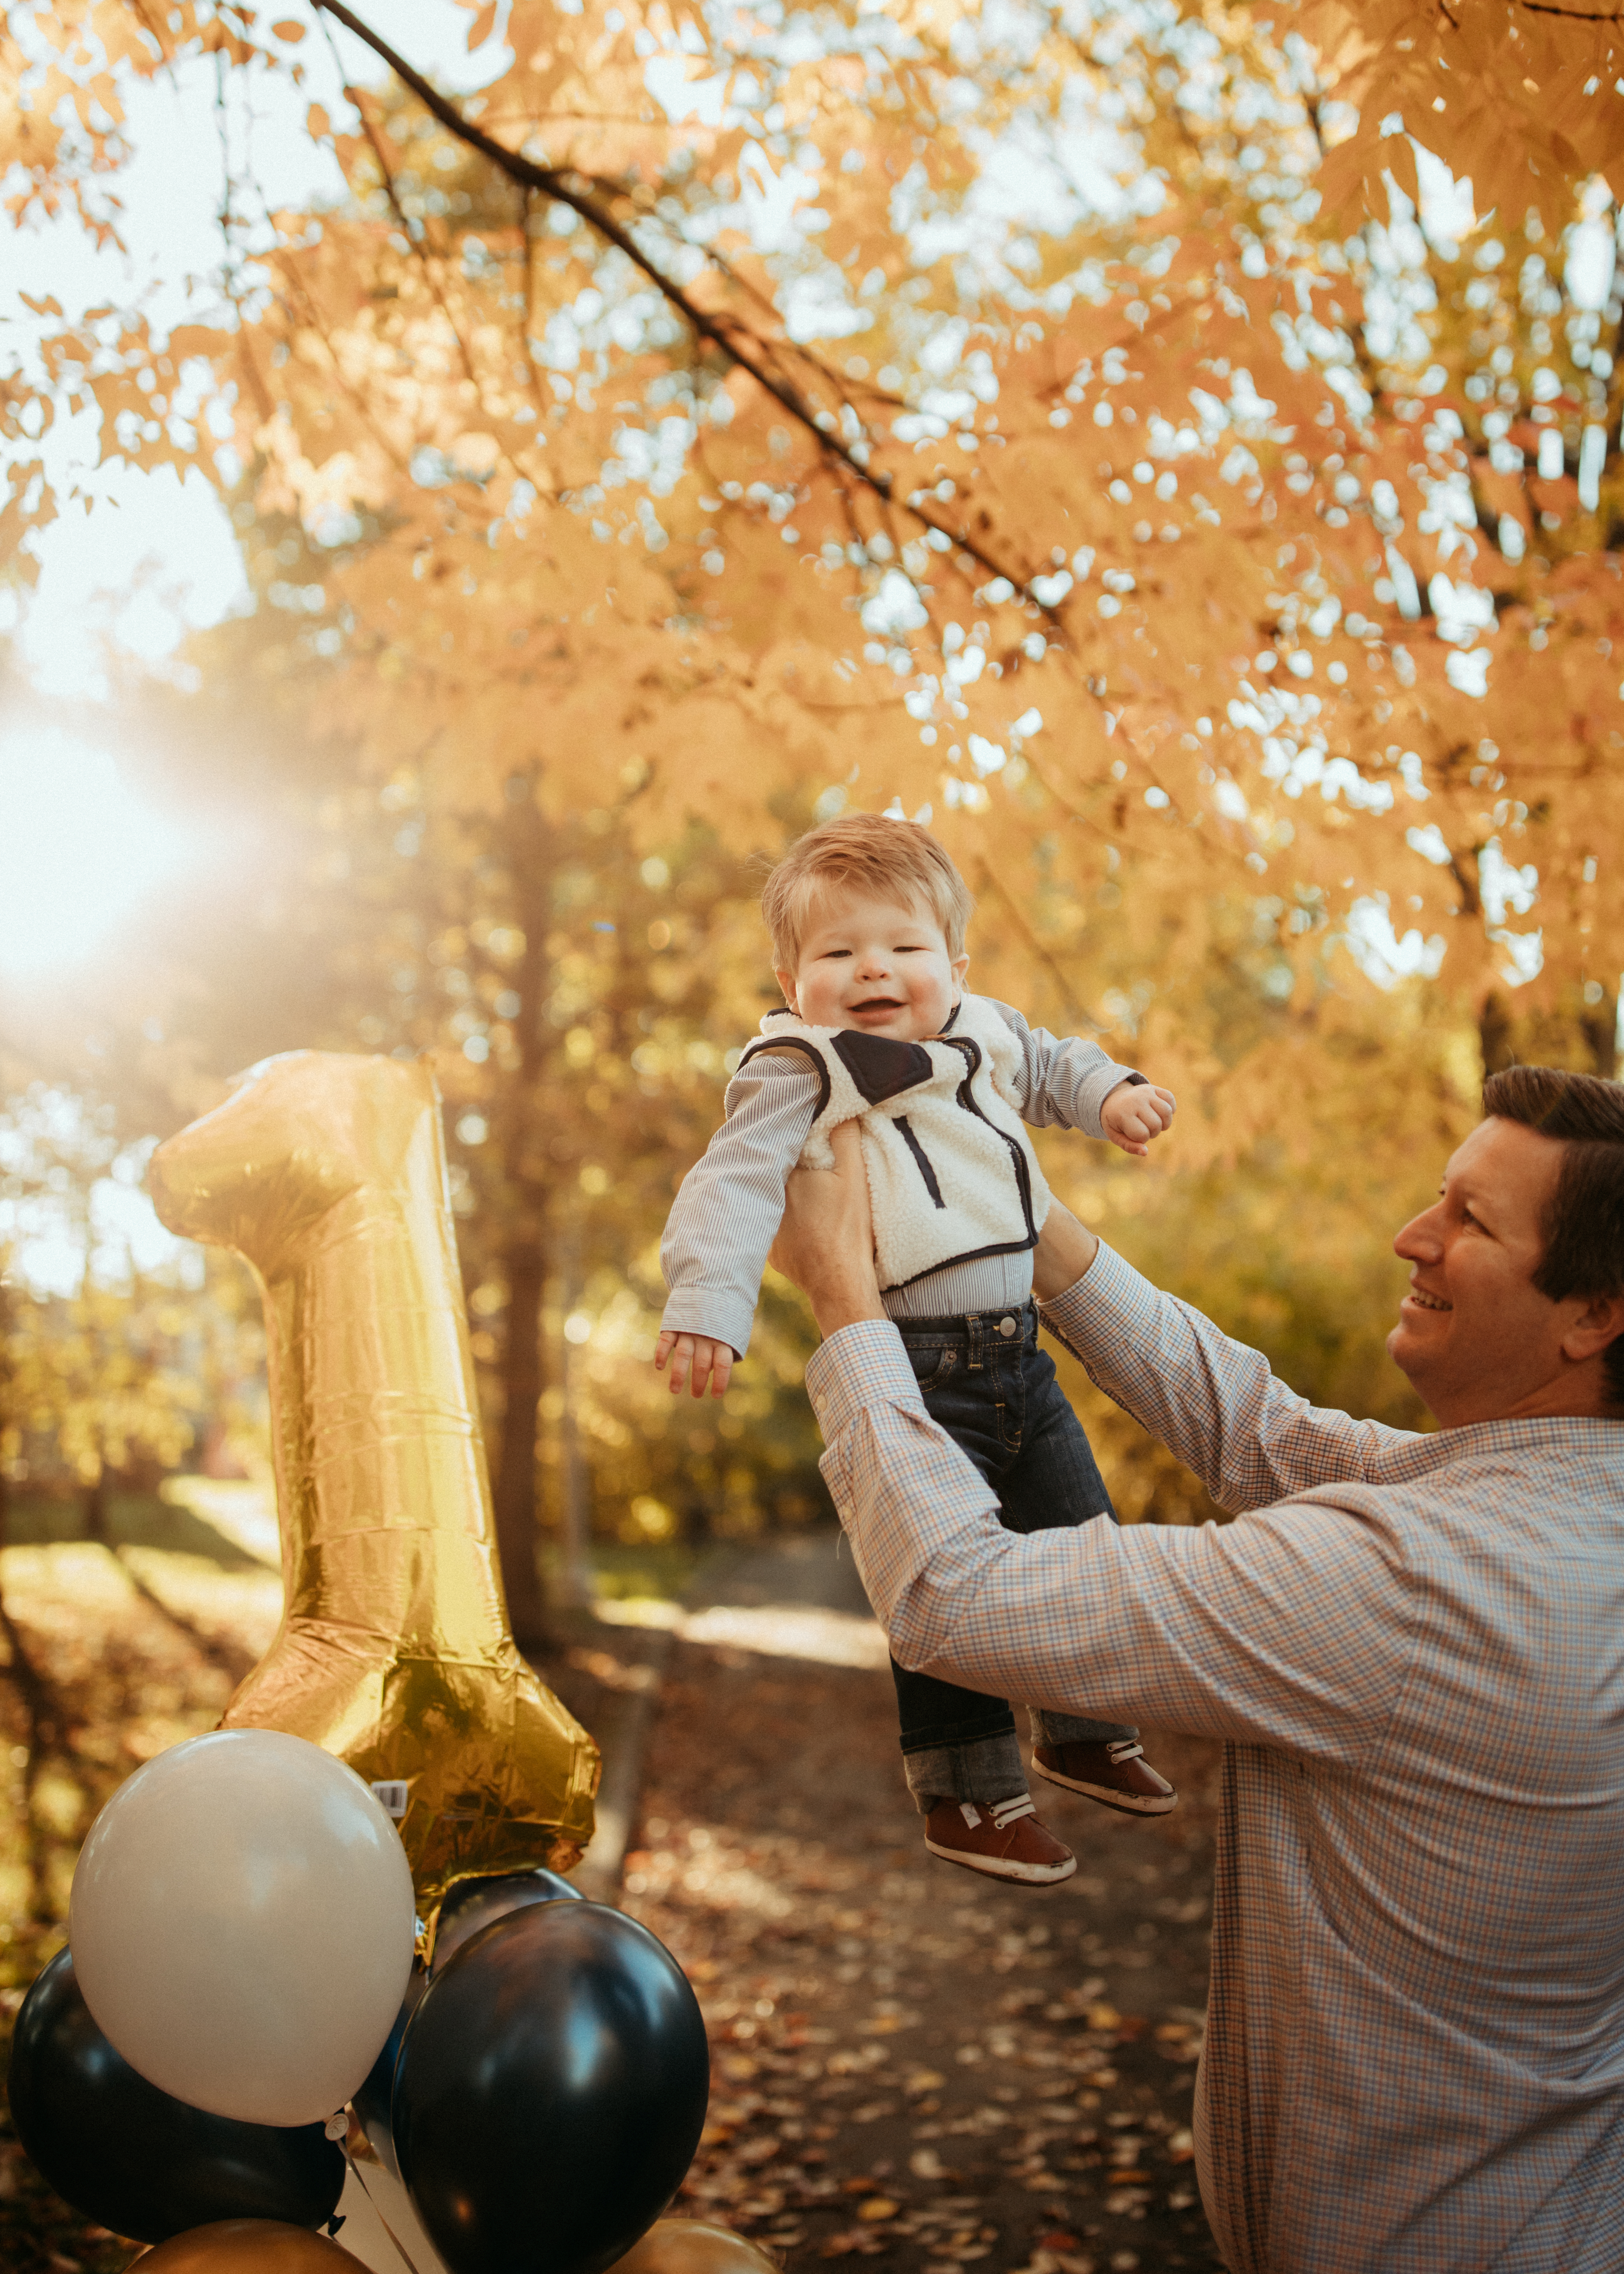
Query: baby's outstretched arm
[
  {"left": 1100, "top": 1078, "right": 1177, "bottom": 1158},
  {"left": 656, "top": 1046, "right": 823, "bottom": 1395},
  {"left": 655, "top": 1330, "right": 734, "bottom": 1399}
]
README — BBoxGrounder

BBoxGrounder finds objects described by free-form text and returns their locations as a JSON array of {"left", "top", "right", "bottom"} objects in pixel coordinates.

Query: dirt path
[
  {"left": 0, "top": 1529, "right": 1227, "bottom": 2274},
  {"left": 558, "top": 1535, "right": 1228, "bottom": 2274}
]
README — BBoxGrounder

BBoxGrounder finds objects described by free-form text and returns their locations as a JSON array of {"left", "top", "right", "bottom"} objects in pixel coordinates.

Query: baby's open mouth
[
  {"left": 852, "top": 997, "right": 904, "bottom": 1013},
  {"left": 1408, "top": 1287, "right": 1451, "bottom": 1312}
]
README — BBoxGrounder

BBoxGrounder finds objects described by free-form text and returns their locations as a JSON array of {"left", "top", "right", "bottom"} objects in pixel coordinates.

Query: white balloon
[{"left": 70, "top": 1728, "right": 416, "bottom": 2127}]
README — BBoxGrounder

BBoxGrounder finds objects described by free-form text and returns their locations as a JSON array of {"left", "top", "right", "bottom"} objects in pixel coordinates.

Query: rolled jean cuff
[
  {"left": 1029, "top": 1706, "right": 1138, "bottom": 1747},
  {"left": 900, "top": 1728, "right": 1027, "bottom": 1815}
]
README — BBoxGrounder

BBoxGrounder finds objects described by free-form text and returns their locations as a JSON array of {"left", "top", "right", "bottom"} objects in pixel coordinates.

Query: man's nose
[{"left": 1394, "top": 1204, "right": 1443, "bottom": 1263}]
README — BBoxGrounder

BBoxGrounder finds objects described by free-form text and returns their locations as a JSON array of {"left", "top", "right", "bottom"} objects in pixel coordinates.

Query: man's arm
[
  {"left": 1034, "top": 1202, "right": 1428, "bottom": 1510},
  {"left": 776, "top": 1137, "right": 1418, "bottom": 1757}
]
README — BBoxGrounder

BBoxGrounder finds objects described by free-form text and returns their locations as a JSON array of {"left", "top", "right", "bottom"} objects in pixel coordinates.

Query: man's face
[
  {"left": 1389, "top": 1115, "right": 1573, "bottom": 1425},
  {"left": 778, "top": 886, "right": 968, "bottom": 1041}
]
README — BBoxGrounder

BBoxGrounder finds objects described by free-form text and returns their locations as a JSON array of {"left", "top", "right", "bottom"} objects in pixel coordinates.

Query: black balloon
[
  {"left": 349, "top": 1961, "right": 427, "bottom": 2180},
  {"left": 430, "top": 1865, "right": 583, "bottom": 1977},
  {"left": 354, "top": 1869, "right": 584, "bottom": 2179},
  {"left": 8, "top": 1948, "right": 345, "bottom": 2244},
  {"left": 393, "top": 1900, "right": 709, "bottom": 2274}
]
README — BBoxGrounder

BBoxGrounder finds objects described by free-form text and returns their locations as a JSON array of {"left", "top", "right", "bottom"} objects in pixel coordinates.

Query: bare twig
[
  {"left": 518, "top": 186, "right": 549, "bottom": 420},
  {"left": 314, "top": 11, "right": 483, "bottom": 397},
  {"left": 973, "top": 858, "right": 1108, "bottom": 1032},
  {"left": 268, "top": 253, "right": 418, "bottom": 482},
  {"left": 1515, "top": 2, "right": 1624, "bottom": 17}
]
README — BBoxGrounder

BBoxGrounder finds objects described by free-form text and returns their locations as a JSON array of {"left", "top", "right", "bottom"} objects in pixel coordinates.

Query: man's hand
[
  {"left": 1101, "top": 1079, "right": 1177, "bottom": 1158},
  {"left": 768, "top": 1122, "right": 888, "bottom": 1339},
  {"left": 655, "top": 1331, "right": 734, "bottom": 1399},
  {"left": 1033, "top": 1197, "right": 1101, "bottom": 1303}
]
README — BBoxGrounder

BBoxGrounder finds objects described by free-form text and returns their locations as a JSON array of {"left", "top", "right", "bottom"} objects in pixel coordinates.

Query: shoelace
[
  {"left": 987, "top": 1794, "right": 1037, "bottom": 1830},
  {"left": 1107, "top": 1740, "right": 1145, "bottom": 1765}
]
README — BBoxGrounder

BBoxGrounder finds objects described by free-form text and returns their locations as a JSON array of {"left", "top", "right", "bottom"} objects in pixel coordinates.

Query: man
[{"left": 771, "top": 1066, "right": 1624, "bottom": 2273}]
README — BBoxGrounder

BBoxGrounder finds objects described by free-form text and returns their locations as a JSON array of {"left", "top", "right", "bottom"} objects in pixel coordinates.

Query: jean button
[{"left": 997, "top": 1315, "right": 1017, "bottom": 1337}]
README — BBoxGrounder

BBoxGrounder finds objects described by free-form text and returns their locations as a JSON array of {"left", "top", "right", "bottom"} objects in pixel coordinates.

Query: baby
[{"left": 656, "top": 815, "right": 1178, "bottom": 1886}]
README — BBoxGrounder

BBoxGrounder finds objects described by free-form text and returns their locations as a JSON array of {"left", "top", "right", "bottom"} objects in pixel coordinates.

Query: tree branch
[
  {"left": 972, "top": 858, "right": 1108, "bottom": 1033},
  {"left": 310, "top": 13, "right": 553, "bottom": 498},
  {"left": 307, "top": 0, "right": 1050, "bottom": 611}
]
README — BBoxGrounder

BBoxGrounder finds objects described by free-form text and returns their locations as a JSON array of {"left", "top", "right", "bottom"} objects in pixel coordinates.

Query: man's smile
[{"left": 1407, "top": 1285, "right": 1452, "bottom": 1313}]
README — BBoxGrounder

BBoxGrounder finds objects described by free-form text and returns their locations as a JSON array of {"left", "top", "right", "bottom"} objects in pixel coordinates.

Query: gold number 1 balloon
[{"left": 147, "top": 1051, "right": 599, "bottom": 1905}]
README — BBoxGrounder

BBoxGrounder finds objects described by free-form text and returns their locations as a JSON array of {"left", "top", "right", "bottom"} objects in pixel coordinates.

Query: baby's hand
[
  {"left": 655, "top": 1330, "right": 734, "bottom": 1399},
  {"left": 1101, "top": 1079, "right": 1177, "bottom": 1158}
]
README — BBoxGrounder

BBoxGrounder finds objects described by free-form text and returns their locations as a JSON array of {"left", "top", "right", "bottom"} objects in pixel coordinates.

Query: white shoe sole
[
  {"left": 923, "top": 1836, "right": 1078, "bottom": 1885},
  {"left": 1031, "top": 1757, "right": 1178, "bottom": 1815}
]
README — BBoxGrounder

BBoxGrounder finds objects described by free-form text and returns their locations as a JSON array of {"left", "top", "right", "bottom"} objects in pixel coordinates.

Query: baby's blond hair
[{"left": 761, "top": 814, "right": 975, "bottom": 971}]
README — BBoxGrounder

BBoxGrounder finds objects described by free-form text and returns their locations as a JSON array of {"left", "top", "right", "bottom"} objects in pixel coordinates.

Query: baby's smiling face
[{"left": 776, "top": 884, "right": 968, "bottom": 1041}]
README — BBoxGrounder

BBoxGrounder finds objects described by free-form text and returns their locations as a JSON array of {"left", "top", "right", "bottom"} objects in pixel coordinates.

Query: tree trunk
[
  {"left": 491, "top": 1233, "right": 548, "bottom": 1651},
  {"left": 1478, "top": 989, "right": 1515, "bottom": 1078},
  {"left": 556, "top": 1398, "right": 592, "bottom": 1608},
  {"left": 552, "top": 1218, "right": 592, "bottom": 1609},
  {"left": 1580, "top": 988, "right": 1618, "bottom": 1079},
  {"left": 486, "top": 779, "right": 567, "bottom": 1641},
  {"left": 1480, "top": 984, "right": 1620, "bottom": 1083},
  {"left": 0, "top": 1274, "right": 10, "bottom": 1554}
]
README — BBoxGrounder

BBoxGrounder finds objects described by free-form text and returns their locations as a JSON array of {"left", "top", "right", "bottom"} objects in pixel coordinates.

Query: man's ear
[
  {"left": 1560, "top": 1288, "right": 1624, "bottom": 1367},
  {"left": 775, "top": 967, "right": 799, "bottom": 1013}
]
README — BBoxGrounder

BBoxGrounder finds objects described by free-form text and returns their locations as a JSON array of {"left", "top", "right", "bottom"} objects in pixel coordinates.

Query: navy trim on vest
[
  {"left": 743, "top": 1006, "right": 1046, "bottom": 1295},
  {"left": 894, "top": 1115, "right": 945, "bottom": 1208},
  {"left": 945, "top": 1036, "right": 1038, "bottom": 1236},
  {"left": 736, "top": 1034, "right": 833, "bottom": 1121},
  {"left": 881, "top": 1231, "right": 1039, "bottom": 1290},
  {"left": 833, "top": 1029, "right": 934, "bottom": 1105},
  {"left": 872, "top": 1030, "right": 1041, "bottom": 1291}
]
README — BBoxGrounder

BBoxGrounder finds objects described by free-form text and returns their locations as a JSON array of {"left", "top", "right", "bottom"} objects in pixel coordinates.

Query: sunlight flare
[{"left": 0, "top": 728, "right": 189, "bottom": 974}]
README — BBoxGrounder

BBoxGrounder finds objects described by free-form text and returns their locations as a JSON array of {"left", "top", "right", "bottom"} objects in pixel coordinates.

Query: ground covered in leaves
[
  {"left": 577, "top": 1540, "right": 1228, "bottom": 2274},
  {"left": 0, "top": 1506, "right": 279, "bottom": 2272},
  {"left": 0, "top": 1518, "right": 1225, "bottom": 2274}
]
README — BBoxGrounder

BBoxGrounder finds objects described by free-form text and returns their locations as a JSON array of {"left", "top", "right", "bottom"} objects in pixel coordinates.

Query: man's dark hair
[{"left": 1482, "top": 1064, "right": 1624, "bottom": 1410}]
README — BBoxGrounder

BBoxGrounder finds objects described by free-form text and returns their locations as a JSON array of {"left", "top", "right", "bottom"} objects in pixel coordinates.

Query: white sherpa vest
[{"left": 740, "top": 993, "right": 1051, "bottom": 1294}]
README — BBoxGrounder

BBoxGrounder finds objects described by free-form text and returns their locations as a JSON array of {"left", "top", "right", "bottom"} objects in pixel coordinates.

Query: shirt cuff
[
  {"left": 659, "top": 1290, "right": 758, "bottom": 1360},
  {"left": 1038, "top": 1238, "right": 1153, "bottom": 1357},
  {"left": 804, "top": 1319, "right": 924, "bottom": 1441},
  {"left": 1076, "top": 1060, "right": 1142, "bottom": 1141}
]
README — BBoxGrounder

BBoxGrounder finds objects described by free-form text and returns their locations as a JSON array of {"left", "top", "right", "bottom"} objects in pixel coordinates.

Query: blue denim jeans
[{"left": 891, "top": 1302, "right": 1137, "bottom": 1813}]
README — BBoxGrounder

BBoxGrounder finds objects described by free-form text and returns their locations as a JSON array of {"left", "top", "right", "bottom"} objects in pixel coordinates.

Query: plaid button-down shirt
[{"left": 806, "top": 1242, "right": 1624, "bottom": 2274}]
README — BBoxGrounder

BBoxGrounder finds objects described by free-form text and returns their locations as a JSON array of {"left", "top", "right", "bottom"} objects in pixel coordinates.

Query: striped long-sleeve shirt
[{"left": 806, "top": 1240, "right": 1624, "bottom": 2274}]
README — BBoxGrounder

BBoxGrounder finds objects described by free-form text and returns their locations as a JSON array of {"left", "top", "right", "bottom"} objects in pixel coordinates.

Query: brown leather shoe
[
  {"left": 1031, "top": 1738, "right": 1178, "bottom": 1815},
  {"left": 922, "top": 1794, "right": 1077, "bottom": 1885}
]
